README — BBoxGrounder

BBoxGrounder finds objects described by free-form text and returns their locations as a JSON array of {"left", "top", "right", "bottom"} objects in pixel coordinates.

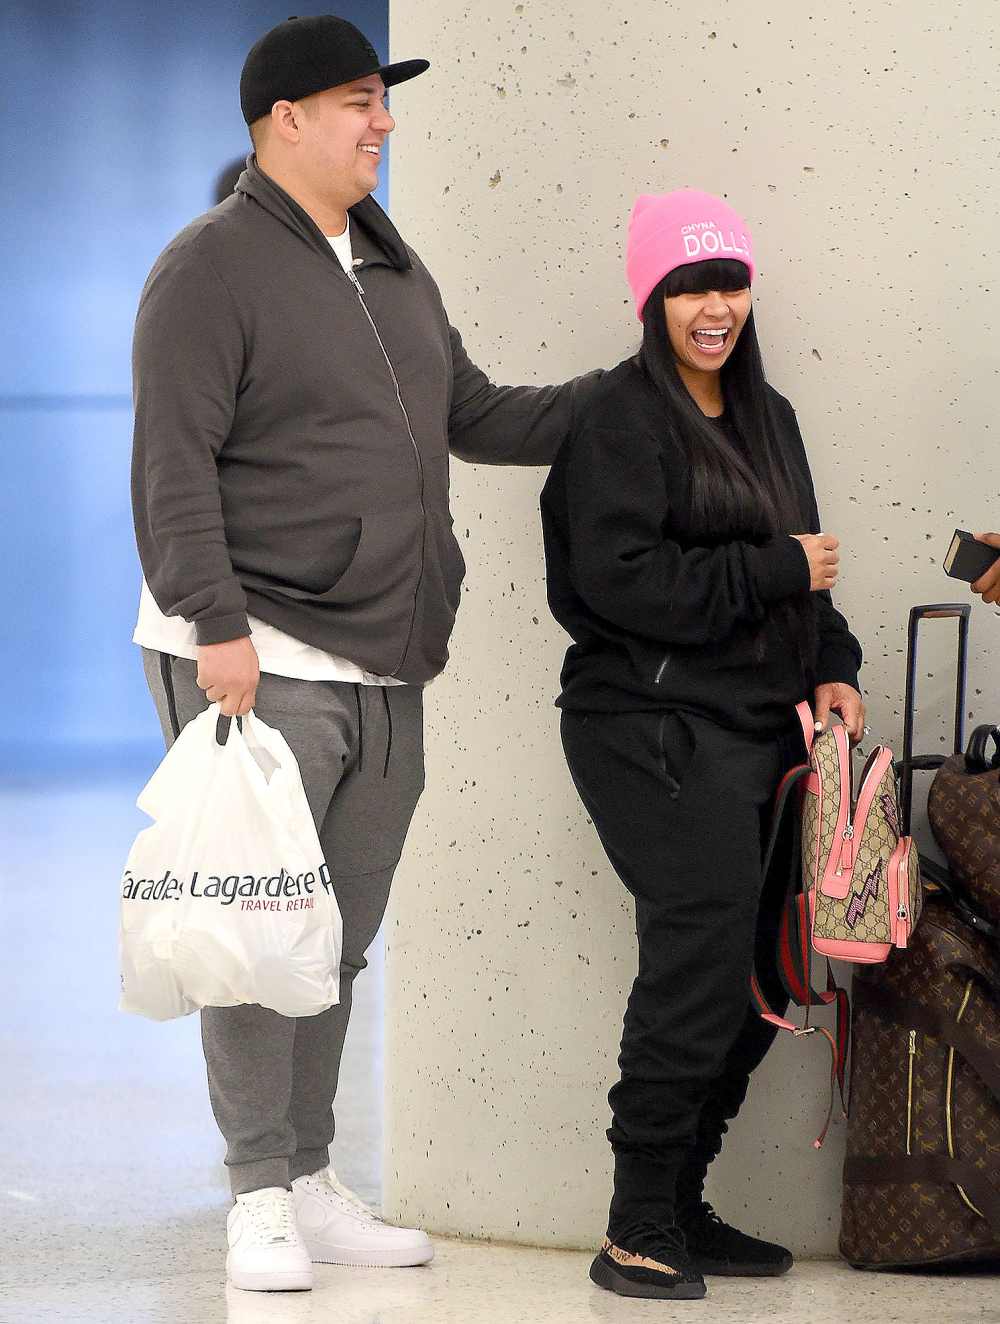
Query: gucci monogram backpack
[
  {"left": 751, "top": 702, "right": 920, "bottom": 1145},
  {"left": 804, "top": 715, "right": 922, "bottom": 963}
]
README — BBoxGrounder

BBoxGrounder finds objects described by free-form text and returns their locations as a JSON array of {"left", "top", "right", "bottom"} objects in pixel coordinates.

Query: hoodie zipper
[{"left": 345, "top": 265, "right": 427, "bottom": 673}]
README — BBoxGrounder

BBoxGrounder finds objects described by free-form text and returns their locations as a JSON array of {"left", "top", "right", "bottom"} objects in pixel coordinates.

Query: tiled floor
[{"left": 2, "top": 779, "right": 998, "bottom": 1323}]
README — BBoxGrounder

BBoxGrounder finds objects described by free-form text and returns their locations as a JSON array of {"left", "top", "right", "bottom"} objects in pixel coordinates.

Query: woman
[{"left": 540, "top": 190, "right": 864, "bottom": 1302}]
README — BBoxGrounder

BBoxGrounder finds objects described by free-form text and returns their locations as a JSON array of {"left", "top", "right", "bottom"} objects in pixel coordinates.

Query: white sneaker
[
  {"left": 292, "top": 1167, "right": 434, "bottom": 1268},
  {"left": 226, "top": 1186, "right": 314, "bottom": 1292}
]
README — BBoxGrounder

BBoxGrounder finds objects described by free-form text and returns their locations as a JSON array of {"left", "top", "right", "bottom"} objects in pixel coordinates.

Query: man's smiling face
[{"left": 293, "top": 75, "right": 395, "bottom": 210}]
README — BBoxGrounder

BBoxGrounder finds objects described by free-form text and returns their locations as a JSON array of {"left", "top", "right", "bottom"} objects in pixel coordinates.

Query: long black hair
[{"left": 640, "top": 257, "right": 817, "bottom": 668}]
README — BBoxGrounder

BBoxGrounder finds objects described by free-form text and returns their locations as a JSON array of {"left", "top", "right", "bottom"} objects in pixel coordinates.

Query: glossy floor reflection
[
  {"left": 5, "top": 1242, "right": 1000, "bottom": 1324},
  {"left": 3, "top": 780, "right": 998, "bottom": 1323}
]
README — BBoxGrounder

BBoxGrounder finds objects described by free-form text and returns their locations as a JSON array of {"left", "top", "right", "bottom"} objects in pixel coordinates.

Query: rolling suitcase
[
  {"left": 840, "top": 604, "right": 1000, "bottom": 1268},
  {"left": 927, "top": 725, "right": 1000, "bottom": 925}
]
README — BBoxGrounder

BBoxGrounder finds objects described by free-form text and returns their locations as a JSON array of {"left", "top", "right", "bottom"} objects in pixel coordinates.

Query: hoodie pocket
[
  {"left": 308, "top": 510, "right": 423, "bottom": 605},
  {"left": 297, "top": 519, "right": 364, "bottom": 595},
  {"left": 238, "top": 519, "right": 363, "bottom": 600},
  {"left": 241, "top": 509, "right": 422, "bottom": 608},
  {"left": 658, "top": 711, "right": 698, "bottom": 800}
]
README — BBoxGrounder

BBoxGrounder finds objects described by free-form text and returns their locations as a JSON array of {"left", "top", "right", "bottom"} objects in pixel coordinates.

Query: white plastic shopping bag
[{"left": 120, "top": 705, "right": 343, "bottom": 1021}]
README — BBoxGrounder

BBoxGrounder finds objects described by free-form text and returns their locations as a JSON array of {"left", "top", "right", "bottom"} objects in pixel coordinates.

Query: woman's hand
[
  {"left": 814, "top": 683, "right": 865, "bottom": 744},
  {"left": 791, "top": 533, "right": 840, "bottom": 591},
  {"left": 971, "top": 533, "right": 1000, "bottom": 605}
]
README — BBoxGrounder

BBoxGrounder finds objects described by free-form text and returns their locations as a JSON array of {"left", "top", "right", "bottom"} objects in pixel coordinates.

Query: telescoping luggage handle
[
  {"left": 897, "top": 603, "right": 999, "bottom": 944},
  {"left": 899, "top": 603, "right": 971, "bottom": 835}
]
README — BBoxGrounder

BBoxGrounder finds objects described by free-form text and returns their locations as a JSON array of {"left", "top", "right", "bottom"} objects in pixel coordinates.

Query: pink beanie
[{"left": 626, "top": 189, "right": 756, "bottom": 322}]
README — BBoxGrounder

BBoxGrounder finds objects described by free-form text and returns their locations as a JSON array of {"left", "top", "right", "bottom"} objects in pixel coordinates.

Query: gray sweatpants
[{"left": 141, "top": 650, "right": 425, "bottom": 1196}]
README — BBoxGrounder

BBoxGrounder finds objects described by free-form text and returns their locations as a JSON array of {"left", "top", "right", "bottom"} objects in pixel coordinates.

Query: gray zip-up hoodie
[{"left": 131, "top": 158, "right": 599, "bottom": 683}]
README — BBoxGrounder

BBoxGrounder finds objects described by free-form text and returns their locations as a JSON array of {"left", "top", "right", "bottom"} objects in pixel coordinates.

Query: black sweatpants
[{"left": 560, "top": 707, "right": 803, "bottom": 1233}]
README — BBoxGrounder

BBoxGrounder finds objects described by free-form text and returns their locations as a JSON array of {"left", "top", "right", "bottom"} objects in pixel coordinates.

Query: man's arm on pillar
[{"left": 446, "top": 323, "right": 603, "bottom": 466}]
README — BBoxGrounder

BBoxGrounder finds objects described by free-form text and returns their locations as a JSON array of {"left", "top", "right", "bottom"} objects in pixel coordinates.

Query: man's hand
[
  {"left": 791, "top": 534, "right": 840, "bottom": 591},
  {"left": 814, "top": 682, "right": 866, "bottom": 745},
  {"left": 197, "top": 638, "right": 260, "bottom": 717},
  {"left": 971, "top": 533, "right": 1000, "bottom": 605}
]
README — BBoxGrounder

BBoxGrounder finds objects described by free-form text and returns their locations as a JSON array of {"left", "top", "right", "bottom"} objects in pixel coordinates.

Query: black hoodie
[
  {"left": 540, "top": 357, "right": 862, "bottom": 733},
  {"left": 131, "top": 157, "right": 599, "bottom": 683}
]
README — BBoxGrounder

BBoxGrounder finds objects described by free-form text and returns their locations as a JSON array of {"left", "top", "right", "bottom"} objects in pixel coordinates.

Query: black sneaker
[
  {"left": 589, "top": 1223, "right": 707, "bottom": 1300},
  {"left": 679, "top": 1201, "right": 793, "bottom": 1277}
]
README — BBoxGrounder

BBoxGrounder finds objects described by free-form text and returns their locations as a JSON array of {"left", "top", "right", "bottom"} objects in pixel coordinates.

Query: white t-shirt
[
  {"left": 132, "top": 222, "right": 404, "bottom": 686},
  {"left": 327, "top": 222, "right": 354, "bottom": 274}
]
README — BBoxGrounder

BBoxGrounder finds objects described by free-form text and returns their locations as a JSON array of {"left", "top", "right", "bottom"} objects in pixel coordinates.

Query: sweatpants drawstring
[
  {"left": 354, "top": 683, "right": 392, "bottom": 778},
  {"left": 382, "top": 687, "right": 393, "bottom": 779},
  {"left": 354, "top": 684, "right": 364, "bottom": 773},
  {"left": 159, "top": 652, "right": 181, "bottom": 741}
]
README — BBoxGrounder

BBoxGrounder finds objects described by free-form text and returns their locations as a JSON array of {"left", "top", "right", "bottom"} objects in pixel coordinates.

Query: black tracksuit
[{"left": 540, "top": 356, "right": 862, "bottom": 1234}]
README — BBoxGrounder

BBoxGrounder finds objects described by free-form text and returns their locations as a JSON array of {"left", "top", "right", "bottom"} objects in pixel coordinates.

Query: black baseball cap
[{"left": 240, "top": 15, "right": 429, "bottom": 126}]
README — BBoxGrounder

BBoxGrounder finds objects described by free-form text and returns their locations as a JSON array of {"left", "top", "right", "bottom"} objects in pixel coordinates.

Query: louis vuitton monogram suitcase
[
  {"left": 928, "top": 723, "right": 1000, "bottom": 923},
  {"left": 840, "top": 898, "right": 1000, "bottom": 1267},
  {"left": 840, "top": 604, "right": 1000, "bottom": 1267}
]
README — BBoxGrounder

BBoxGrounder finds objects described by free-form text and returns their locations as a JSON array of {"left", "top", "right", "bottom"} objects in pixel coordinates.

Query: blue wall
[{"left": 0, "top": 1, "right": 389, "bottom": 776}]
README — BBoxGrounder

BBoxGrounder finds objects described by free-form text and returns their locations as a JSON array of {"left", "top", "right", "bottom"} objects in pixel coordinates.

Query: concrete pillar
[{"left": 383, "top": 1, "right": 999, "bottom": 1253}]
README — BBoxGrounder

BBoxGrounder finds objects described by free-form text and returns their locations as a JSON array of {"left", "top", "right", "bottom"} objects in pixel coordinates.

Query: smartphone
[{"left": 943, "top": 529, "right": 1000, "bottom": 583}]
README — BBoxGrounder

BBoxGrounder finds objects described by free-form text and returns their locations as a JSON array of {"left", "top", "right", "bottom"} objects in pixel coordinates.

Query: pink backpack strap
[{"left": 796, "top": 700, "right": 816, "bottom": 755}]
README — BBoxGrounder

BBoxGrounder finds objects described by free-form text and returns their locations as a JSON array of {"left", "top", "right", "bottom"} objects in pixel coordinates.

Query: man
[{"left": 131, "top": 15, "right": 598, "bottom": 1294}]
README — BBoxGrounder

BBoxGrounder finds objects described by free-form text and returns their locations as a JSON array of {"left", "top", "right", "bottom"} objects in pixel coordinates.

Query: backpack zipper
[
  {"left": 838, "top": 822, "right": 855, "bottom": 873},
  {"left": 834, "top": 729, "right": 857, "bottom": 874},
  {"left": 893, "top": 843, "right": 912, "bottom": 947},
  {"left": 905, "top": 1029, "right": 916, "bottom": 1156},
  {"left": 835, "top": 745, "right": 889, "bottom": 877},
  {"left": 827, "top": 725, "right": 853, "bottom": 877},
  {"left": 345, "top": 266, "right": 427, "bottom": 674}
]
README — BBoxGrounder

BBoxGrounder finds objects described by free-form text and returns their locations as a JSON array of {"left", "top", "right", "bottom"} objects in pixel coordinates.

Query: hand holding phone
[
  {"left": 972, "top": 533, "right": 1000, "bottom": 605},
  {"left": 943, "top": 529, "right": 1000, "bottom": 583},
  {"left": 945, "top": 529, "right": 1000, "bottom": 605}
]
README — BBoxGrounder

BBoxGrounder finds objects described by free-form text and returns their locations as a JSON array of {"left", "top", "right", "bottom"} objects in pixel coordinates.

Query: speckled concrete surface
[{"left": 383, "top": 0, "right": 1000, "bottom": 1252}]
